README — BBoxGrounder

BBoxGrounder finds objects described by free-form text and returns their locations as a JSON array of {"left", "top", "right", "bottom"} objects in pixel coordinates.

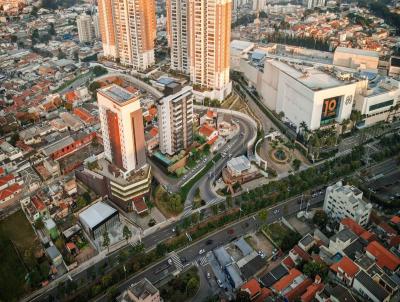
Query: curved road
[{"left": 183, "top": 107, "right": 257, "bottom": 215}]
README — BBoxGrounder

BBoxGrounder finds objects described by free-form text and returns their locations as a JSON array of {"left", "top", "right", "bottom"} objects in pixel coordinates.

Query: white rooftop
[
  {"left": 335, "top": 47, "right": 380, "bottom": 58},
  {"left": 227, "top": 155, "right": 251, "bottom": 173},
  {"left": 270, "top": 60, "right": 349, "bottom": 90},
  {"left": 231, "top": 40, "right": 255, "bottom": 52},
  {"left": 79, "top": 202, "right": 117, "bottom": 229},
  {"left": 99, "top": 84, "right": 136, "bottom": 105}
]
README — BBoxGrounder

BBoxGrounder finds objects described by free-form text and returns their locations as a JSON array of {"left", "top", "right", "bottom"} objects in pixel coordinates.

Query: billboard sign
[{"left": 321, "top": 96, "right": 341, "bottom": 121}]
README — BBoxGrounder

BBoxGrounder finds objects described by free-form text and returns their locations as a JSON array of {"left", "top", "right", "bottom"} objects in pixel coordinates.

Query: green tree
[
  {"left": 235, "top": 290, "right": 251, "bottom": 302},
  {"left": 303, "top": 261, "right": 328, "bottom": 280},
  {"left": 123, "top": 225, "right": 132, "bottom": 242},
  {"left": 49, "top": 23, "right": 56, "bottom": 36},
  {"left": 191, "top": 212, "right": 200, "bottom": 225},
  {"left": 258, "top": 209, "right": 268, "bottom": 224},
  {"left": 211, "top": 204, "right": 218, "bottom": 215},
  {"left": 186, "top": 277, "right": 199, "bottom": 296},
  {"left": 76, "top": 196, "right": 86, "bottom": 209},
  {"left": 313, "top": 210, "right": 328, "bottom": 229},
  {"left": 156, "top": 243, "right": 167, "bottom": 257},
  {"left": 9, "top": 132, "right": 19, "bottom": 146},
  {"left": 168, "top": 193, "right": 182, "bottom": 212},
  {"left": 292, "top": 159, "right": 301, "bottom": 171},
  {"left": 102, "top": 230, "right": 110, "bottom": 251},
  {"left": 101, "top": 274, "right": 112, "bottom": 288},
  {"left": 34, "top": 217, "right": 45, "bottom": 230},
  {"left": 92, "top": 66, "right": 108, "bottom": 77},
  {"left": 107, "top": 285, "right": 118, "bottom": 299},
  {"left": 89, "top": 81, "right": 101, "bottom": 94},
  {"left": 64, "top": 102, "right": 73, "bottom": 111}
]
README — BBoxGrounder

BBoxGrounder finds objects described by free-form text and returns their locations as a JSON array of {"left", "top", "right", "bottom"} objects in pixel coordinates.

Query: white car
[
  {"left": 199, "top": 249, "right": 205, "bottom": 255},
  {"left": 168, "top": 258, "right": 173, "bottom": 265}
]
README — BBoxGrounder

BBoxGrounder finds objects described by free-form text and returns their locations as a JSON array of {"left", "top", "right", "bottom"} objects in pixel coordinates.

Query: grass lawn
[
  {"left": 160, "top": 266, "right": 200, "bottom": 302},
  {"left": 263, "top": 222, "right": 301, "bottom": 252},
  {"left": 0, "top": 210, "right": 42, "bottom": 301},
  {"left": 263, "top": 223, "right": 290, "bottom": 245}
]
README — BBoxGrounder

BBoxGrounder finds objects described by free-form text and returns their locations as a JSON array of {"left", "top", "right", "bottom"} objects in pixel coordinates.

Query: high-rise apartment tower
[
  {"left": 157, "top": 84, "right": 194, "bottom": 155},
  {"left": 98, "top": 0, "right": 156, "bottom": 71},
  {"left": 188, "top": 0, "right": 232, "bottom": 96},
  {"left": 77, "top": 14, "right": 95, "bottom": 43},
  {"left": 97, "top": 84, "right": 147, "bottom": 174},
  {"left": 166, "top": 0, "right": 189, "bottom": 74}
]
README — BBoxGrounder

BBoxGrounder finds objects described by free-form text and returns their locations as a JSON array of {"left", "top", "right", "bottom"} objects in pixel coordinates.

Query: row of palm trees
[
  {"left": 297, "top": 104, "right": 400, "bottom": 160},
  {"left": 298, "top": 110, "right": 365, "bottom": 160}
]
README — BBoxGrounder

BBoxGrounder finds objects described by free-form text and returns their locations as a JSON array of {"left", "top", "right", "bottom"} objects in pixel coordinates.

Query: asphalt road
[
  {"left": 199, "top": 117, "right": 253, "bottom": 202},
  {"left": 93, "top": 194, "right": 325, "bottom": 302},
  {"left": 148, "top": 106, "right": 257, "bottom": 216},
  {"left": 184, "top": 111, "right": 257, "bottom": 214}
]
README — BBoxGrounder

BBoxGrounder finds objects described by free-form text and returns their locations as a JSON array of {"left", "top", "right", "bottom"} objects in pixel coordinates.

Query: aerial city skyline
[{"left": 0, "top": 0, "right": 400, "bottom": 301}]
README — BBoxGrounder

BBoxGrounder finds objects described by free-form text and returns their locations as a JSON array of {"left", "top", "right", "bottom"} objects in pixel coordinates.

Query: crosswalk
[
  {"left": 198, "top": 255, "right": 208, "bottom": 266},
  {"left": 169, "top": 251, "right": 183, "bottom": 271}
]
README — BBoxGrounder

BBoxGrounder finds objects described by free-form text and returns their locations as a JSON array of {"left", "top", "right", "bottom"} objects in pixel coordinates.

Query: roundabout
[{"left": 269, "top": 146, "right": 291, "bottom": 164}]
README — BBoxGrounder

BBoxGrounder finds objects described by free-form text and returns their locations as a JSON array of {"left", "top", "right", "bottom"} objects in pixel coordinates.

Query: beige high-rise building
[
  {"left": 98, "top": 0, "right": 118, "bottom": 58},
  {"left": 188, "top": 0, "right": 232, "bottom": 99},
  {"left": 77, "top": 14, "right": 95, "bottom": 43},
  {"left": 98, "top": 0, "right": 156, "bottom": 71},
  {"left": 166, "top": 0, "right": 189, "bottom": 74}
]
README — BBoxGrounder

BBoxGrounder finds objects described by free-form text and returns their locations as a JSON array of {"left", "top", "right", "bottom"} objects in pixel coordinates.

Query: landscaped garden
[{"left": 154, "top": 185, "right": 184, "bottom": 217}]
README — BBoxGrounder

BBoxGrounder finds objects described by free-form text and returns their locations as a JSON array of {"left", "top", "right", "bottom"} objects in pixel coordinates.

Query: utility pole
[{"left": 300, "top": 193, "right": 304, "bottom": 210}]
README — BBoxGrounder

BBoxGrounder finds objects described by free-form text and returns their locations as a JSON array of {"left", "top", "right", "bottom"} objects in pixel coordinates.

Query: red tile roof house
[
  {"left": 365, "top": 241, "right": 400, "bottom": 271},
  {"left": 198, "top": 123, "right": 219, "bottom": 143},
  {"left": 73, "top": 107, "right": 96, "bottom": 125},
  {"left": 289, "top": 245, "right": 312, "bottom": 265},
  {"left": 272, "top": 268, "right": 313, "bottom": 302},
  {"left": 300, "top": 276, "right": 324, "bottom": 302},
  {"left": 240, "top": 278, "right": 272, "bottom": 302},
  {"left": 0, "top": 183, "right": 22, "bottom": 209},
  {"left": 132, "top": 197, "right": 148, "bottom": 216},
  {"left": 390, "top": 216, "right": 400, "bottom": 228},
  {"left": 340, "top": 217, "right": 377, "bottom": 243},
  {"left": 377, "top": 222, "right": 397, "bottom": 238},
  {"left": 330, "top": 256, "right": 360, "bottom": 286},
  {"left": 0, "top": 174, "right": 16, "bottom": 191}
]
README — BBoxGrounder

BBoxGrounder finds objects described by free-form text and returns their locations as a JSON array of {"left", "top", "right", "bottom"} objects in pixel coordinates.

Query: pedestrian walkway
[
  {"left": 198, "top": 256, "right": 208, "bottom": 266},
  {"left": 169, "top": 251, "right": 183, "bottom": 271}
]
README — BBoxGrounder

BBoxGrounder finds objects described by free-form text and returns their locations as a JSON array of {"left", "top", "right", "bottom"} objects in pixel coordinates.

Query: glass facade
[{"left": 369, "top": 100, "right": 394, "bottom": 112}]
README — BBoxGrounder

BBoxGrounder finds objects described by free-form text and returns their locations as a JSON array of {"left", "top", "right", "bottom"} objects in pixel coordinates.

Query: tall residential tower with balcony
[
  {"left": 98, "top": 0, "right": 156, "bottom": 71},
  {"left": 166, "top": 0, "right": 189, "bottom": 74},
  {"left": 188, "top": 0, "right": 232, "bottom": 100},
  {"left": 157, "top": 84, "right": 194, "bottom": 156}
]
